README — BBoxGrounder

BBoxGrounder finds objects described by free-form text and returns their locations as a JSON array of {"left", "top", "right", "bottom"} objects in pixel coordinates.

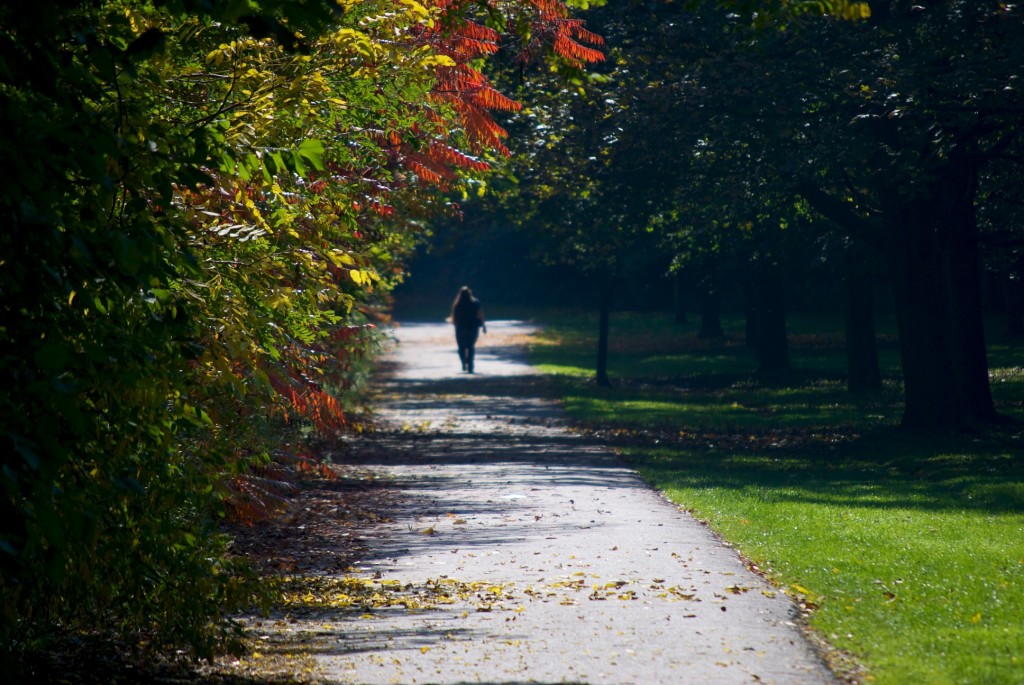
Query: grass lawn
[{"left": 527, "top": 308, "right": 1024, "bottom": 685}]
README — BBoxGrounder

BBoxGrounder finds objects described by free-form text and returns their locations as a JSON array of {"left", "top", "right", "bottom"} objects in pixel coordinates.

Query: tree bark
[
  {"left": 673, "top": 271, "right": 689, "bottom": 325},
  {"left": 752, "top": 261, "right": 790, "bottom": 375},
  {"left": 943, "top": 168, "right": 997, "bottom": 423},
  {"left": 801, "top": 158, "right": 996, "bottom": 429},
  {"left": 882, "top": 158, "right": 995, "bottom": 430},
  {"left": 698, "top": 260, "right": 723, "bottom": 339},
  {"left": 743, "top": 277, "right": 756, "bottom": 349},
  {"left": 1004, "top": 257, "right": 1024, "bottom": 338},
  {"left": 596, "top": 273, "right": 611, "bottom": 387},
  {"left": 844, "top": 252, "right": 882, "bottom": 393},
  {"left": 699, "top": 285, "right": 724, "bottom": 339},
  {"left": 888, "top": 242, "right": 962, "bottom": 428}
]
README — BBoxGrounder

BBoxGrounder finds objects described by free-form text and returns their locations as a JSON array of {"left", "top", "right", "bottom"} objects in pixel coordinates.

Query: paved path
[{"left": 310, "top": 320, "right": 838, "bottom": 685}]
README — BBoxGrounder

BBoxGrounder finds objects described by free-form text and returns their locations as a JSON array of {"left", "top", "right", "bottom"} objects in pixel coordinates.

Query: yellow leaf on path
[{"left": 420, "top": 646, "right": 431, "bottom": 653}]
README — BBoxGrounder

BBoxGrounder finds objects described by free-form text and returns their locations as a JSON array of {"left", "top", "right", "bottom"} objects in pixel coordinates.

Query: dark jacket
[{"left": 452, "top": 298, "right": 483, "bottom": 331}]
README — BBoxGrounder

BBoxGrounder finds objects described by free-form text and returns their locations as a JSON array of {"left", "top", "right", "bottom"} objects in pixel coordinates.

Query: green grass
[{"left": 528, "top": 309, "right": 1024, "bottom": 685}]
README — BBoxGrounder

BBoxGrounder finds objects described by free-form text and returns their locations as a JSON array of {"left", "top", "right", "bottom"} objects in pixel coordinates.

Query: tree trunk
[
  {"left": 673, "top": 271, "right": 689, "bottom": 325},
  {"left": 596, "top": 273, "right": 611, "bottom": 387},
  {"left": 743, "top": 276, "right": 756, "bottom": 349},
  {"left": 698, "top": 262, "right": 724, "bottom": 339},
  {"left": 882, "top": 159, "right": 994, "bottom": 430},
  {"left": 753, "top": 261, "right": 790, "bottom": 375},
  {"left": 944, "top": 173, "right": 997, "bottom": 423},
  {"left": 699, "top": 284, "right": 724, "bottom": 339},
  {"left": 844, "top": 253, "right": 881, "bottom": 393},
  {"left": 889, "top": 248, "right": 962, "bottom": 429},
  {"left": 1004, "top": 257, "right": 1024, "bottom": 338}
]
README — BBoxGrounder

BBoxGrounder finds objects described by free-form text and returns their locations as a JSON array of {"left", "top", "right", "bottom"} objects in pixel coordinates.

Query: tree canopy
[{"left": 466, "top": 0, "right": 1023, "bottom": 426}]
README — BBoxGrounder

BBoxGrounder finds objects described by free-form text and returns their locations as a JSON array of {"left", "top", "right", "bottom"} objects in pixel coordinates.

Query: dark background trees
[
  {"left": 772, "top": 1, "right": 1024, "bottom": 428},
  {"left": 400, "top": 0, "right": 1023, "bottom": 429}
]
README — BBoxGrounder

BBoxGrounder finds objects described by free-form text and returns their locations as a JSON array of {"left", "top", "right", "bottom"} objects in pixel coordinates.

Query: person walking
[{"left": 450, "top": 286, "right": 486, "bottom": 373}]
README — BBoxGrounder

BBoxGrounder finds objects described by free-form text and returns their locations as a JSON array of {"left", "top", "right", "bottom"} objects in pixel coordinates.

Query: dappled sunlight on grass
[
  {"left": 989, "top": 362, "right": 1024, "bottom": 421},
  {"left": 562, "top": 394, "right": 878, "bottom": 430},
  {"left": 553, "top": 378, "right": 904, "bottom": 432}
]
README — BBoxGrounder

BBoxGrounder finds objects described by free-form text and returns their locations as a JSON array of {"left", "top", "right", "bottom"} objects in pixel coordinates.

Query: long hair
[{"left": 451, "top": 286, "right": 475, "bottom": 321}]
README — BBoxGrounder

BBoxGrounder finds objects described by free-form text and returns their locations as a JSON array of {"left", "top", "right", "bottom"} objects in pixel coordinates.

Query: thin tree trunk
[
  {"left": 1006, "top": 257, "right": 1024, "bottom": 338},
  {"left": 753, "top": 261, "right": 789, "bottom": 375},
  {"left": 699, "top": 284, "right": 724, "bottom": 339},
  {"left": 698, "top": 258, "right": 723, "bottom": 339},
  {"left": 673, "top": 271, "right": 689, "bottom": 325},
  {"left": 596, "top": 273, "right": 611, "bottom": 387},
  {"left": 743, "top": 276, "right": 756, "bottom": 349}
]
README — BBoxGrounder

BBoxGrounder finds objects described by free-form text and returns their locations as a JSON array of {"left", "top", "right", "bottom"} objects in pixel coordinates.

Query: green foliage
[
  {"left": 528, "top": 308, "right": 1024, "bottom": 684},
  {"left": 1, "top": 0, "right": 599, "bottom": 666},
  {"left": 0, "top": 0, "right": 359, "bottom": 661}
]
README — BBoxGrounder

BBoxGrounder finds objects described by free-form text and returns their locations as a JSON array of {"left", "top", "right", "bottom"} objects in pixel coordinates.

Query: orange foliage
[
  {"left": 373, "top": 0, "right": 604, "bottom": 190},
  {"left": 553, "top": 31, "right": 606, "bottom": 64}
]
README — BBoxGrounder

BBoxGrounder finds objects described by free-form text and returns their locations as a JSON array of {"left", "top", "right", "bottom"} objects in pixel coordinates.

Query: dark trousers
[{"left": 456, "top": 327, "right": 479, "bottom": 372}]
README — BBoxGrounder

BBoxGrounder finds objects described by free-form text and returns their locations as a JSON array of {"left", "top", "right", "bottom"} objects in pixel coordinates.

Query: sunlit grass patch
[{"left": 631, "top": 439, "right": 1024, "bottom": 685}]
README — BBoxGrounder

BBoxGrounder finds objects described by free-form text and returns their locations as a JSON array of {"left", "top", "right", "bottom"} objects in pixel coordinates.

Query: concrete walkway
[{"left": 310, "top": 320, "right": 838, "bottom": 685}]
